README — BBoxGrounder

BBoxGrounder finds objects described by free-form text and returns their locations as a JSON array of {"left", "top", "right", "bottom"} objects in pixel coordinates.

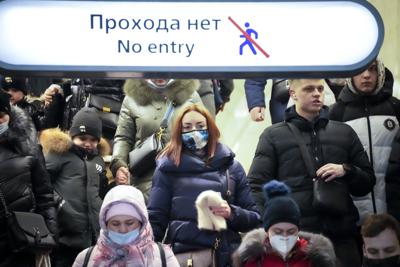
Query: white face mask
[{"left": 269, "top": 235, "right": 298, "bottom": 259}]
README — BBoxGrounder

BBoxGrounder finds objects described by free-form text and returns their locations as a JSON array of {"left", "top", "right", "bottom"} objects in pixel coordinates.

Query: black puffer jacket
[
  {"left": 0, "top": 106, "right": 57, "bottom": 264},
  {"left": 42, "top": 128, "right": 104, "bottom": 250},
  {"left": 248, "top": 106, "right": 375, "bottom": 238}
]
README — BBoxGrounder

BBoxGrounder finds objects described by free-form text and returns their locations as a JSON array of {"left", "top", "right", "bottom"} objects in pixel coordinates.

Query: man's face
[
  {"left": 289, "top": 79, "right": 325, "bottom": 117},
  {"left": 7, "top": 89, "right": 24, "bottom": 105},
  {"left": 363, "top": 228, "right": 400, "bottom": 259},
  {"left": 352, "top": 61, "right": 378, "bottom": 94}
]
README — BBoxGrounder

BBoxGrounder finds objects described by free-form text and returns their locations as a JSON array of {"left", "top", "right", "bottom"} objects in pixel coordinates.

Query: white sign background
[{"left": 0, "top": 0, "right": 383, "bottom": 76}]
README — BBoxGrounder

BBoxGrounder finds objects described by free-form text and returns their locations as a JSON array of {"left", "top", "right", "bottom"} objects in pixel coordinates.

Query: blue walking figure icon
[{"left": 240, "top": 22, "right": 258, "bottom": 55}]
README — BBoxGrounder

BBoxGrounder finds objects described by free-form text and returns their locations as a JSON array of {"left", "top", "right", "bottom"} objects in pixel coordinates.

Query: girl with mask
[
  {"left": 232, "top": 180, "right": 337, "bottom": 267},
  {"left": 72, "top": 185, "right": 179, "bottom": 266},
  {"left": 148, "top": 104, "right": 260, "bottom": 267}
]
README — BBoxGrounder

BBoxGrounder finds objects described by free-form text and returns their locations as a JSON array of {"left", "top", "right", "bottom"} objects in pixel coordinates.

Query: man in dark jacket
[
  {"left": 0, "top": 90, "right": 57, "bottom": 266},
  {"left": 248, "top": 79, "right": 376, "bottom": 267},
  {"left": 330, "top": 59, "right": 400, "bottom": 224}
]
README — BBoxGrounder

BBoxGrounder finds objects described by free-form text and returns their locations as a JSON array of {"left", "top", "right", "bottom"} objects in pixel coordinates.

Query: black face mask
[{"left": 363, "top": 255, "right": 400, "bottom": 267}]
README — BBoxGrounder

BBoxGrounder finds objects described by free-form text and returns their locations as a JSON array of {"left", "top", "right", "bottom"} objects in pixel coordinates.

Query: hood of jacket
[
  {"left": 157, "top": 142, "right": 235, "bottom": 173},
  {"left": 345, "top": 58, "right": 386, "bottom": 97},
  {"left": 0, "top": 105, "right": 37, "bottom": 156},
  {"left": 123, "top": 79, "right": 200, "bottom": 106},
  {"left": 39, "top": 128, "right": 111, "bottom": 156},
  {"left": 339, "top": 65, "right": 393, "bottom": 105},
  {"left": 98, "top": 185, "right": 153, "bottom": 242},
  {"left": 233, "top": 228, "right": 336, "bottom": 267}
]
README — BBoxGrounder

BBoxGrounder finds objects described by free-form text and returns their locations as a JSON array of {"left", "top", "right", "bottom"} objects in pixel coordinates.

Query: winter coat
[
  {"left": 247, "top": 106, "right": 375, "bottom": 239},
  {"left": 232, "top": 229, "right": 336, "bottom": 267},
  {"left": 73, "top": 185, "right": 179, "bottom": 267},
  {"left": 41, "top": 128, "right": 105, "bottom": 250},
  {"left": 329, "top": 62, "right": 400, "bottom": 223},
  {"left": 110, "top": 79, "right": 202, "bottom": 201},
  {"left": 0, "top": 106, "right": 57, "bottom": 265},
  {"left": 148, "top": 143, "right": 261, "bottom": 267}
]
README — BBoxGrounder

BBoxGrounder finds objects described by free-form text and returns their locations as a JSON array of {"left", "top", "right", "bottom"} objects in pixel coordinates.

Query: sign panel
[{"left": 0, "top": 0, "right": 384, "bottom": 78}]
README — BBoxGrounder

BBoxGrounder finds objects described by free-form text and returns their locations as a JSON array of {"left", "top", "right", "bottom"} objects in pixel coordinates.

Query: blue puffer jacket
[{"left": 148, "top": 143, "right": 260, "bottom": 266}]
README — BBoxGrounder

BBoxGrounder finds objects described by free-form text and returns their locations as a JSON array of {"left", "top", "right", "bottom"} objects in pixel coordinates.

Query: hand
[
  {"left": 250, "top": 107, "right": 265, "bottom": 122},
  {"left": 43, "top": 84, "right": 61, "bottom": 107},
  {"left": 210, "top": 201, "right": 231, "bottom": 219},
  {"left": 115, "top": 166, "right": 130, "bottom": 185},
  {"left": 316, "top": 163, "right": 346, "bottom": 182}
]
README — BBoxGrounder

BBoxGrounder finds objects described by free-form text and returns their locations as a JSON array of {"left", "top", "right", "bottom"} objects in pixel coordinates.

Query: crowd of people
[{"left": 0, "top": 58, "right": 400, "bottom": 267}]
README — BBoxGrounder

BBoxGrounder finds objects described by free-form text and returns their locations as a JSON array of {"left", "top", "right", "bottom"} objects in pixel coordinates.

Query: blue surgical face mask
[
  {"left": 181, "top": 130, "right": 209, "bottom": 150},
  {"left": 0, "top": 121, "right": 9, "bottom": 136},
  {"left": 108, "top": 228, "right": 140, "bottom": 245}
]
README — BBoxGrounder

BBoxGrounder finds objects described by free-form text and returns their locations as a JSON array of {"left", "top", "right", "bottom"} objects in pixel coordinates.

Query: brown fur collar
[
  {"left": 123, "top": 79, "right": 199, "bottom": 106},
  {"left": 232, "top": 229, "right": 336, "bottom": 267},
  {"left": 39, "top": 128, "right": 111, "bottom": 156}
]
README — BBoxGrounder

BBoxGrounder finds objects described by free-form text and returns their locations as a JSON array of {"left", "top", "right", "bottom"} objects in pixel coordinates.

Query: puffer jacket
[
  {"left": 72, "top": 185, "right": 179, "bottom": 267},
  {"left": 232, "top": 229, "right": 336, "bottom": 267},
  {"left": 110, "top": 79, "right": 202, "bottom": 201},
  {"left": 41, "top": 128, "right": 105, "bottom": 250},
  {"left": 148, "top": 143, "right": 260, "bottom": 267},
  {"left": 329, "top": 62, "right": 400, "bottom": 223},
  {"left": 0, "top": 106, "right": 57, "bottom": 265},
  {"left": 248, "top": 106, "right": 375, "bottom": 239}
]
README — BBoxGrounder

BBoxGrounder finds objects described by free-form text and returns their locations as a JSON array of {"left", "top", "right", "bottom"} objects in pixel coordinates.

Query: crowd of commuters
[{"left": 0, "top": 57, "right": 400, "bottom": 267}]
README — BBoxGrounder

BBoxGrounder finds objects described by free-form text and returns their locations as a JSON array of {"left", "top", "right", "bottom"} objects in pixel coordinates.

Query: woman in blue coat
[{"left": 148, "top": 104, "right": 260, "bottom": 267}]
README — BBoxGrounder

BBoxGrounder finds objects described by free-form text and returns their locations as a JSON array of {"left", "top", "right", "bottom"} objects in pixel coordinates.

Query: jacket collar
[
  {"left": 338, "top": 84, "right": 392, "bottom": 105},
  {"left": 284, "top": 105, "right": 329, "bottom": 132}
]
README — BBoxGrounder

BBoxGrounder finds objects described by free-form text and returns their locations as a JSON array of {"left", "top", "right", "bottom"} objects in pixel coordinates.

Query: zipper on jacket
[{"left": 364, "top": 99, "right": 377, "bottom": 214}]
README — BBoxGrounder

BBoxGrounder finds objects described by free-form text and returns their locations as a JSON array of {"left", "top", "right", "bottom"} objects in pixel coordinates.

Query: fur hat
[
  {"left": 195, "top": 190, "right": 227, "bottom": 231},
  {"left": 0, "top": 90, "right": 11, "bottom": 115},
  {"left": 1, "top": 77, "right": 27, "bottom": 95},
  {"left": 69, "top": 107, "right": 102, "bottom": 141},
  {"left": 263, "top": 180, "right": 301, "bottom": 231}
]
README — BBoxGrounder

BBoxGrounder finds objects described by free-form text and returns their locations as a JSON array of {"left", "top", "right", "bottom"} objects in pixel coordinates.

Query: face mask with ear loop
[{"left": 269, "top": 234, "right": 298, "bottom": 259}]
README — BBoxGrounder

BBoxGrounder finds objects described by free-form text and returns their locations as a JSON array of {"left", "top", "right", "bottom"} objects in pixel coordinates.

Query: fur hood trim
[
  {"left": 233, "top": 228, "right": 336, "bottom": 267},
  {"left": 40, "top": 128, "right": 111, "bottom": 156},
  {"left": 123, "top": 79, "right": 199, "bottom": 106},
  {"left": 4, "top": 105, "right": 37, "bottom": 155}
]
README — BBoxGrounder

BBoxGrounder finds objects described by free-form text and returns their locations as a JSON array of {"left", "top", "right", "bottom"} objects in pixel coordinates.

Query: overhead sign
[{"left": 0, "top": 0, "right": 384, "bottom": 78}]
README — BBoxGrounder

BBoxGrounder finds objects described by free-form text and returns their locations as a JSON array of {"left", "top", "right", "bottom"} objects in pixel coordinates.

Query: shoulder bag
[
  {"left": 286, "top": 122, "right": 349, "bottom": 216},
  {"left": 0, "top": 186, "right": 56, "bottom": 253},
  {"left": 128, "top": 101, "right": 175, "bottom": 177}
]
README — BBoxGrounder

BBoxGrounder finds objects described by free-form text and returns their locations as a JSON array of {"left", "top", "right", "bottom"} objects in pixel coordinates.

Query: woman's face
[
  {"left": 181, "top": 111, "right": 208, "bottom": 133},
  {"left": 268, "top": 222, "right": 299, "bottom": 237},
  {"left": 107, "top": 215, "right": 141, "bottom": 233}
]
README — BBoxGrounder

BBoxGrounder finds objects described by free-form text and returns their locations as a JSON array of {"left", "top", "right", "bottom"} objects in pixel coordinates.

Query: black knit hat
[
  {"left": 263, "top": 180, "right": 301, "bottom": 231},
  {"left": 0, "top": 77, "right": 27, "bottom": 95},
  {"left": 69, "top": 108, "right": 102, "bottom": 141},
  {"left": 0, "top": 90, "right": 11, "bottom": 115}
]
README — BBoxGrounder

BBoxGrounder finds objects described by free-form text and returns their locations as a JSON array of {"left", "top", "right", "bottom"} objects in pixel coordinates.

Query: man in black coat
[{"left": 248, "top": 79, "right": 376, "bottom": 267}]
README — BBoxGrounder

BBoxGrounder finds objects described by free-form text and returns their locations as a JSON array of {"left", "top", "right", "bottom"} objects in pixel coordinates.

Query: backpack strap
[
  {"left": 157, "top": 242, "right": 167, "bottom": 267},
  {"left": 83, "top": 246, "right": 95, "bottom": 267}
]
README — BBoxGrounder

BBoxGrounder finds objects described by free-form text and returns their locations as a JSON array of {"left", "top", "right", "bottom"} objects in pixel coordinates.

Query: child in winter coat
[
  {"left": 72, "top": 185, "right": 179, "bottom": 267},
  {"left": 41, "top": 107, "right": 107, "bottom": 267},
  {"left": 233, "top": 180, "right": 337, "bottom": 267}
]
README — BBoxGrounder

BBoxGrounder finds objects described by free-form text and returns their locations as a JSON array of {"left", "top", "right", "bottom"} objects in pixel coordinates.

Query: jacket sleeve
[
  {"left": 247, "top": 129, "right": 278, "bottom": 214},
  {"left": 345, "top": 127, "right": 376, "bottom": 197},
  {"left": 148, "top": 168, "right": 172, "bottom": 242},
  {"left": 110, "top": 96, "right": 136, "bottom": 176},
  {"left": 227, "top": 161, "right": 261, "bottom": 232},
  {"left": 31, "top": 146, "right": 58, "bottom": 238},
  {"left": 244, "top": 79, "right": 267, "bottom": 111}
]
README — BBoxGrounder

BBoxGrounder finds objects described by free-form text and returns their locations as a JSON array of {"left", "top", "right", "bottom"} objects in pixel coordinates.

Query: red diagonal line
[{"left": 228, "top": 16, "right": 270, "bottom": 58}]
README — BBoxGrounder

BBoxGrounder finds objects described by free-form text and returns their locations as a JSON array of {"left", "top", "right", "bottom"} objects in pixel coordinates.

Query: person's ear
[
  {"left": 289, "top": 89, "right": 297, "bottom": 101},
  {"left": 362, "top": 243, "right": 367, "bottom": 256}
]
